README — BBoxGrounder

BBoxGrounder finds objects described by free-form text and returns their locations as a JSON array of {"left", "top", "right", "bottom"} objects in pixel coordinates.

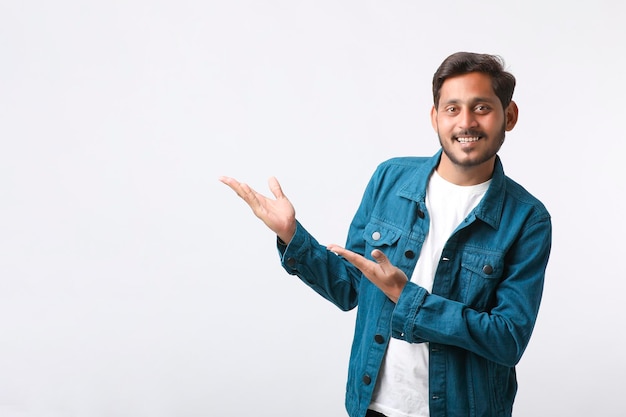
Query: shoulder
[
  {"left": 372, "top": 156, "right": 434, "bottom": 179},
  {"left": 503, "top": 176, "right": 551, "bottom": 220},
  {"left": 362, "top": 155, "right": 437, "bottom": 201},
  {"left": 377, "top": 156, "right": 432, "bottom": 169}
]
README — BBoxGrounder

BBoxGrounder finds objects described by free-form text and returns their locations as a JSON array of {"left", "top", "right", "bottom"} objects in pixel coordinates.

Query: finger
[
  {"left": 327, "top": 244, "right": 376, "bottom": 273},
  {"left": 219, "top": 176, "right": 262, "bottom": 208},
  {"left": 268, "top": 176, "right": 285, "bottom": 200},
  {"left": 219, "top": 176, "right": 246, "bottom": 197},
  {"left": 372, "top": 249, "right": 395, "bottom": 275},
  {"left": 218, "top": 175, "right": 237, "bottom": 189},
  {"left": 371, "top": 249, "right": 389, "bottom": 265}
]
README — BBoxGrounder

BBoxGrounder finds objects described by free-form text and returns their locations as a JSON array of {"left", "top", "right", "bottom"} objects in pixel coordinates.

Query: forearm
[
  {"left": 392, "top": 283, "right": 532, "bottom": 367},
  {"left": 392, "top": 215, "right": 551, "bottom": 366},
  {"left": 278, "top": 221, "right": 361, "bottom": 311}
]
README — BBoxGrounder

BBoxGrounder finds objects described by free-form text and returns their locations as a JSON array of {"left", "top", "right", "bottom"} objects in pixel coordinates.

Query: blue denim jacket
[{"left": 278, "top": 150, "right": 552, "bottom": 417}]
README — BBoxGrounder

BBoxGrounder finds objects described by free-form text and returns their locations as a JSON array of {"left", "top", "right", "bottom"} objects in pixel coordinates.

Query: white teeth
[{"left": 457, "top": 137, "right": 479, "bottom": 143}]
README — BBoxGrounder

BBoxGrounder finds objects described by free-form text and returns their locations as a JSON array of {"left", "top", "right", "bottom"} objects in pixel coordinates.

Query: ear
[
  {"left": 505, "top": 101, "right": 519, "bottom": 131},
  {"left": 430, "top": 105, "right": 438, "bottom": 132}
]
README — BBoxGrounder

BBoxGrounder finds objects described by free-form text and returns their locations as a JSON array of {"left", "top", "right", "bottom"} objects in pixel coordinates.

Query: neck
[{"left": 436, "top": 154, "right": 495, "bottom": 186}]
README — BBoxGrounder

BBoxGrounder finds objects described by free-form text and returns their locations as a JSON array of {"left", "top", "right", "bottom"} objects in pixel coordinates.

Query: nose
[{"left": 458, "top": 108, "right": 478, "bottom": 129}]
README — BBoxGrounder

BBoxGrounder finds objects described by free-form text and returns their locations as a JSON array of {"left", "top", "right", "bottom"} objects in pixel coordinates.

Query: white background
[{"left": 1, "top": 1, "right": 624, "bottom": 416}]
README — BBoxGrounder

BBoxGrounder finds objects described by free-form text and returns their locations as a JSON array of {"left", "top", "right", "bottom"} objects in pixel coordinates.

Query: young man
[{"left": 220, "top": 52, "right": 552, "bottom": 417}]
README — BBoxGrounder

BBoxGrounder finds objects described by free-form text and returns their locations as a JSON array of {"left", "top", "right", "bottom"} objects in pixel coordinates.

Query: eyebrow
[{"left": 442, "top": 96, "right": 498, "bottom": 105}]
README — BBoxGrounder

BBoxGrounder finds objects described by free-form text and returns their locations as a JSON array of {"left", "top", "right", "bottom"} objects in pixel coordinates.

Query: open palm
[{"left": 219, "top": 175, "right": 296, "bottom": 243}]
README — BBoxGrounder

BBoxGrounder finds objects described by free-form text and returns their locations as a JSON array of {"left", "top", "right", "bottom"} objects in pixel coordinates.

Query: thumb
[
  {"left": 268, "top": 176, "right": 286, "bottom": 199},
  {"left": 371, "top": 249, "right": 389, "bottom": 265}
]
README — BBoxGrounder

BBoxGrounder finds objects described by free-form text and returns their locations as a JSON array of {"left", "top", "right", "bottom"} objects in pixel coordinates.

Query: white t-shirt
[{"left": 368, "top": 170, "right": 491, "bottom": 417}]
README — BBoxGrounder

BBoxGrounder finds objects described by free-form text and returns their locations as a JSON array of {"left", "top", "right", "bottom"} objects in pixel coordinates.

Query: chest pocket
[
  {"left": 459, "top": 251, "right": 504, "bottom": 310},
  {"left": 363, "top": 221, "right": 402, "bottom": 253}
]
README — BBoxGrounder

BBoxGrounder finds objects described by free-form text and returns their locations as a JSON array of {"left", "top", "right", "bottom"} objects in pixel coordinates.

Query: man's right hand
[{"left": 219, "top": 176, "right": 297, "bottom": 244}]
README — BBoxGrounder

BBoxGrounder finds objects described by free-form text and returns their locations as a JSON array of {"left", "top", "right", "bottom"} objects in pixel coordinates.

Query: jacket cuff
[
  {"left": 391, "top": 282, "right": 428, "bottom": 343},
  {"left": 276, "top": 221, "right": 310, "bottom": 274}
]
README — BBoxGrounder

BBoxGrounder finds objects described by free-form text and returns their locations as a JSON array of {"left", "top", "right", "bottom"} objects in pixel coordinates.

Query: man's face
[{"left": 431, "top": 72, "right": 517, "bottom": 172}]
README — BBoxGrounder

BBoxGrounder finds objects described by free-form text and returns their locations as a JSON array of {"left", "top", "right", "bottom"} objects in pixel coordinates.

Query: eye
[
  {"left": 475, "top": 105, "right": 491, "bottom": 114},
  {"left": 445, "top": 106, "right": 458, "bottom": 114}
]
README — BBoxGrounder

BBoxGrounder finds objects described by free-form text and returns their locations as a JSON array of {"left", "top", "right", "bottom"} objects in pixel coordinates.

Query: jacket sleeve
[
  {"left": 391, "top": 215, "right": 552, "bottom": 367},
  {"left": 277, "top": 221, "right": 362, "bottom": 311},
  {"left": 276, "top": 168, "right": 383, "bottom": 312}
]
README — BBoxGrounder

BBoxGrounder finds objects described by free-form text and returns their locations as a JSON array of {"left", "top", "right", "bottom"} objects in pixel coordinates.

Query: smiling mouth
[{"left": 456, "top": 136, "right": 480, "bottom": 143}]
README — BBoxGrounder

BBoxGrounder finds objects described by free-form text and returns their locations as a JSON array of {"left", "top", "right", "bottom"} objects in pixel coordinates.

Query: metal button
[
  {"left": 374, "top": 334, "right": 385, "bottom": 344},
  {"left": 404, "top": 250, "right": 415, "bottom": 259},
  {"left": 286, "top": 258, "right": 297, "bottom": 268},
  {"left": 416, "top": 208, "right": 425, "bottom": 219},
  {"left": 482, "top": 265, "right": 493, "bottom": 275},
  {"left": 371, "top": 231, "right": 381, "bottom": 241},
  {"left": 362, "top": 374, "right": 372, "bottom": 385}
]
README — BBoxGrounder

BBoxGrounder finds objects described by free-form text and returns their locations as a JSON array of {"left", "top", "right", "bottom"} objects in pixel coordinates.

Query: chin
[{"left": 444, "top": 148, "right": 496, "bottom": 168}]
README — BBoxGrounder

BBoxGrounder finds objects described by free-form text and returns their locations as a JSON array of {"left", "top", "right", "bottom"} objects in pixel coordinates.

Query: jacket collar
[{"left": 397, "top": 148, "right": 506, "bottom": 230}]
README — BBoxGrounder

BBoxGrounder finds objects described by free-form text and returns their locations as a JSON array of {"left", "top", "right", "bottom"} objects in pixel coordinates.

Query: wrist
[{"left": 278, "top": 223, "right": 296, "bottom": 245}]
